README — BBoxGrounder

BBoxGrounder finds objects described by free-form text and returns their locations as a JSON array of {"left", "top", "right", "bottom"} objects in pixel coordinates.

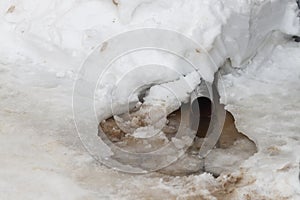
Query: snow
[
  {"left": 0, "top": 0, "right": 300, "bottom": 199},
  {"left": 218, "top": 38, "right": 300, "bottom": 199}
]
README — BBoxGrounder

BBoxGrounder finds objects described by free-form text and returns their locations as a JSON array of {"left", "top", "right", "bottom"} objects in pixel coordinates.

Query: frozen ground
[{"left": 0, "top": 0, "right": 300, "bottom": 199}]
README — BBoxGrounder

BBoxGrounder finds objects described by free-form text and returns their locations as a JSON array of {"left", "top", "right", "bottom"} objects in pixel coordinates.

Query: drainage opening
[
  {"left": 99, "top": 98, "right": 257, "bottom": 176},
  {"left": 191, "top": 96, "right": 212, "bottom": 138}
]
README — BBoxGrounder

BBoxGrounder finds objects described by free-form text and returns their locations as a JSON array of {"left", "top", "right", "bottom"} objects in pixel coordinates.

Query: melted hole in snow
[{"left": 99, "top": 99, "right": 257, "bottom": 176}]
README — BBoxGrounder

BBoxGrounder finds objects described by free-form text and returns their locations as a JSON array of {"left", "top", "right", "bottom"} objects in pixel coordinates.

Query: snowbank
[{"left": 1, "top": 1, "right": 299, "bottom": 102}]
